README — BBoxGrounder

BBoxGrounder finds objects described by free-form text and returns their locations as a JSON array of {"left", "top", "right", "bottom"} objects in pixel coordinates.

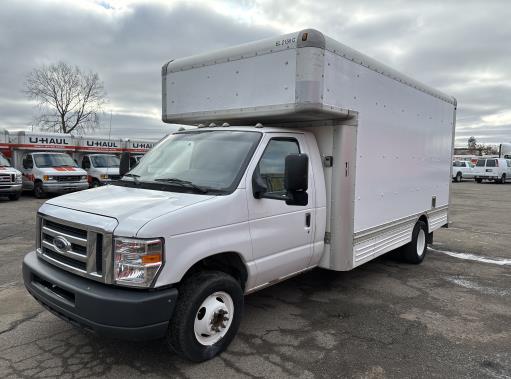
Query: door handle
[{"left": 305, "top": 213, "right": 311, "bottom": 228}]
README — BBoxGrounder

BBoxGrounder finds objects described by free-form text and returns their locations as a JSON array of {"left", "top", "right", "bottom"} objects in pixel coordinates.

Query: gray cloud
[{"left": 0, "top": 0, "right": 510, "bottom": 147}]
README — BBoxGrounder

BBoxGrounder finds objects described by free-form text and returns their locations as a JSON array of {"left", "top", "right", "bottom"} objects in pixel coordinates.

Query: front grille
[
  {"left": 37, "top": 216, "right": 113, "bottom": 283},
  {"left": 0, "top": 173, "right": 14, "bottom": 183},
  {"left": 55, "top": 175, "right": 82, "bottom": 182}
]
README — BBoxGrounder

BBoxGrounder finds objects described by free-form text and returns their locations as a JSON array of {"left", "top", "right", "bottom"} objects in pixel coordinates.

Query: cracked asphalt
[{"left": 1, "top": 182, "right": 510, "bottom": 378}]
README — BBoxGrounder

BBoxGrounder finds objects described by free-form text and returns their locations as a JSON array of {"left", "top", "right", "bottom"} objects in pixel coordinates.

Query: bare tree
[
  {"left": 467, "top": 136, "right": 477, "bottom": 149},
  {"left": 24, "top": 62, "right": 107, "bottom": 134}
]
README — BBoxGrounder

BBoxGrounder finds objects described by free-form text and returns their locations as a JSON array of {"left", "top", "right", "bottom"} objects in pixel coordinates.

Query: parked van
[
  {"left": 78, "top": 154, "right": 120, "bottom": 187},
  {"left": 474, "top": 158, "right": 511, "bottom": 183},
  {"left": 0, "top": 152, "right": 22, "bottom": 200},
  {"left": 20, "top": 152, "right": 89, "bottom": 197},
  {"left": 23, "top": 29, "right": 456, "bottom": 362}
]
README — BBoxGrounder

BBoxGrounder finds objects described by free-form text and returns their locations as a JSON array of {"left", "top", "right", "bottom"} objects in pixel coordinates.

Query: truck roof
[{"left": 162, "top": 29, "right": 456, "bottom": 126}]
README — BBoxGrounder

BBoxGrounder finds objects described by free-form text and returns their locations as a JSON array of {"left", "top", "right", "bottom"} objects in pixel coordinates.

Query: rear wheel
[
  {"left": 454, "top": 172, "right": 462, "bottom": 182},
  {"left": 400, "top": 221, "right": 428, "bottom": 264},
  {"left": 8, "top": 193, "right": 21, "bottom": 201},
  {"left": 167, "top": 271, "right": 243, "bottom": 362},
  {"left": 475, "top": 178, "right": 483, "bottom": 183},
  {"left": 500, "top": 174, "right": 506, "bottom": 184},
  {"left": 34, "top": 181, "right": 45, "bottom": 198}
]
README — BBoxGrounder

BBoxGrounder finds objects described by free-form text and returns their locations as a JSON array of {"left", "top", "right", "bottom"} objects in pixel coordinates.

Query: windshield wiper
[
  {"left": 123, "top": 173, "right": 140, "bottom": 184},
  {"left": 154, "top": 178, "right": 209, "bottom": 194}
]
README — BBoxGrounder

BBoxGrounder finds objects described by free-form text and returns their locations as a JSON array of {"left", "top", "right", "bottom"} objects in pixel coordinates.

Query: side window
[
  {"left": 476, "top": 159, "right": 485, "bottom": 167},
  {"left": 486, "top": 159, "right": 496, "bottom": 167},
  {"left": 256, "top": 138, "right": 300, "bottom": 196},
  {"left": 22, "top": 155, "right": 33, "bottom": 169},
  {"left": 82, "top": 156, "right": 90, "bottom": 169}
]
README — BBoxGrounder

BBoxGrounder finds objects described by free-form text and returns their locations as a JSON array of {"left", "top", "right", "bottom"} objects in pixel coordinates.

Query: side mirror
[
  {"left": 252, "top": 166, "right": 268, "bottom": 199},
  {"left": 119, "top": 152, "right": 131, "bottom": 176},
  {"left": 284, "top": 154, "right": 308, "bottom": 206}
]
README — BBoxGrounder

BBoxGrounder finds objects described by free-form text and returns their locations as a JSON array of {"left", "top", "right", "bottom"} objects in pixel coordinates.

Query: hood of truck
[
  {"left": 0, "top": 166, "right": 20, "bottom": 175},
  {"left": 37, "top": 167, "right": 87, "bottom": 176},
  {"left": 44, "top": 184, "right": 215, "bottom": 236}
]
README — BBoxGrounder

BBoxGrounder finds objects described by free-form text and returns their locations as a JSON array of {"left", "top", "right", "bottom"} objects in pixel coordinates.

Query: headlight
[
  {"left": 43, "top": 175, "right": 55, "bottom": 181},
  {"left": 15, "top": 173, "right": 22, "bottom": 183},
  {"left": 100, "top": 174, "right": 109, "bottom": 180},
  {"left": 114, "top": 237, "right": 164, "bottom": 287},
  {"left": 81, "top": 176, "right": 88, "bottom": 181}
]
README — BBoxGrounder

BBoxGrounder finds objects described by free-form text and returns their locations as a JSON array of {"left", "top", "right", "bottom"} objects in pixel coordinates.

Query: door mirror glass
[
  {"left": 284, "top": 154, "right": 309, "bottom": 206},
  {"left": 119, "top": 152, "right": 131, "bottom": 176}
]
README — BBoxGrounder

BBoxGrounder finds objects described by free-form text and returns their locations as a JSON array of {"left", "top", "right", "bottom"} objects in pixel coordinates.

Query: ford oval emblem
[{"left": 54, "top": 236, "right": 71, "bottom": 252}]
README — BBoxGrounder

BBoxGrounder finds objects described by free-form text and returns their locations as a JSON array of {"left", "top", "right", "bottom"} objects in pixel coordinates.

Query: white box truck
[{"left": 23, "top": 29, "right": 456, "bottom": 362}]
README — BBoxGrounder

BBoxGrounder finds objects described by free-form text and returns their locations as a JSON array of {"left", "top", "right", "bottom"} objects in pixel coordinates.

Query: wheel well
[
  {"left": 456, "top": 171, "right": 462, "bottom": 176},
  {"left": 182, "top": 252, "right": 248, "bottom": 290}
]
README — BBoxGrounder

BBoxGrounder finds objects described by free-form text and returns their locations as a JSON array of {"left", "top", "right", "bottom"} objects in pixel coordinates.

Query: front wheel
[
  {"left": 167, "top": 271, "right": 243, "bottom": 362},
  {"left": 475, "top": 178, "right": 483, "bottom": 183},
  {"left": 454, "top": 172, "right": 462, "bottom": 182},
  {"left": 400, "top": 221, "right": 428, "bottom": 264},
  {"left": 91, "top": 179, "right": 101, "bottom": 188},
  {"left": 34, "top": 182, "right": 45, "bottom": 198},
  {"left": 500, "top": 174, "right": 506, "bottom": 184}
]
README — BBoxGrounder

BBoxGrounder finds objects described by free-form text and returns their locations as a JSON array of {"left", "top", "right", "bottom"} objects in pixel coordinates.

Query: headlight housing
[
  {"left": 43, "top": 175, "right": 55, "bottom": 181},
  {"left": 15, "top": 173, "right": 22, "bottom": 183},
  {"left": 81, "top": 175, "right": 88, "bottom": 181},
  {"left": 114, "top": 237, "right": 164, "bottom": 287},
  {"left": 100, "top": 174, "right": 109, "bottom": 180}
]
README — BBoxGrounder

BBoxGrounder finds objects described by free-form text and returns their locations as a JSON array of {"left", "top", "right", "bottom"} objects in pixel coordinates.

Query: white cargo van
[
  {"left": 23, "top": 29, "right": 456, "bottom": 362},
  {"left": 473, "top": 157, "right": 511, "bottom": 183},
  {"left": 452, "top": 160, "right": 475, "bottom": 182},
  {"left": 0, "top": 152, "right": 22, "bottom": 200},
  {"left": 78, "top": 154, "right": 120, "bottom": 187}
]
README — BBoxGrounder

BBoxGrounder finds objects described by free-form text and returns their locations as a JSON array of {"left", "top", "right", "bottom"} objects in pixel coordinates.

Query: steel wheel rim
[
  {"left": 417, "top": 229, "right": 426, "bottom": 256},
  {"left": 194, "top": 291, "right": 234, "bottom": 346}
]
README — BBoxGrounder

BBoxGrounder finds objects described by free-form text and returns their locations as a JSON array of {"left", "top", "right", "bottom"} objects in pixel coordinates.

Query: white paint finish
[
  {"left": 428, "top": 209, "right": 448, "bottom": 232},
  {"left": 322, "top": 50, "right": 454, "bottom": 233},
  {"left": 47, "top": 185, "right": 215, "bottom": 237},
  {"left": 166, "top": 49, "right": 297, "bottom": 115},
  {"left": 244, "top": 132, "right": 314, "bottom": 288},
  {"left": 149, "top": 190, "right": 254, "bottom": 288}
]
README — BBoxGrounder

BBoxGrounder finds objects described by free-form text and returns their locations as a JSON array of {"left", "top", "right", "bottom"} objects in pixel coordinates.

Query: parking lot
[{"left": 1, "top": 182, "right": 510, "bottom": 378}]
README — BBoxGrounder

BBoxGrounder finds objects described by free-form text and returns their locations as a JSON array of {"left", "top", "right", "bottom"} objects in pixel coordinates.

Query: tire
[
  {"left": 455, "top": 172, "right": 462, "bottom": 182},
  {"left": 8, "top": 192, "right": 21, "bottom": 201},
  {"left": 91, "top": 179, "right": 101, "bottom": 188},
  {"left": 500, "top": 174, "right": 506, "bottom": 184},
  {"left": 475, "top": 178, "right": 483, "bottom": 183},
  {"left": 34, "top": 181, "right": 45, "bottom": 198},
  {"left": 167, "top": 271, "right": 244, "bottom": 362},
  {"left": 400, "top": 221, "right": 428, "bottom": 264}
]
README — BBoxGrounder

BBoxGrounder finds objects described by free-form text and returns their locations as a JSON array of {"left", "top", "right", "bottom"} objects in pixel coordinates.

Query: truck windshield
[
  {"left": 34, "top": 154, "right": 77, "bottom": 168},
  {"left": 91, "top": 155, "right": 120, "bottom": 168},
  {"left": 124, "top": 130, "right": 261, "bottom": 193},
  {"left": 0, "top": 155, "right": 11, "bottom": 167}
]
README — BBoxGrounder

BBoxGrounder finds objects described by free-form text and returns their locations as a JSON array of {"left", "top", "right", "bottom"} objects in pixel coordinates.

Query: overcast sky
[{"left": 1, "top": 0, "right": 510, "bottom": 146}]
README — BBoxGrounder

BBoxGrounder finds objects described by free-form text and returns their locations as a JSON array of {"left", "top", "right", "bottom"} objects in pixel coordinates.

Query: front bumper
[
  {"left": 23, "top": 251, "right": 178, "bottom": 340},
  {"left": 42, "top": 182, "right": 89, "bottom": 193},
  {"left": 0, "top": 183, "right": 22, "bottom": 194}
]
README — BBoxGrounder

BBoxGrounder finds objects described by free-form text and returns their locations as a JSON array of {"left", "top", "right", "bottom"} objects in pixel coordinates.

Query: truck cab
[
  {"left": 0, "top": 152, "right": 22, "bottom": 201},
  {"left": 20, "top": 152, "right": 89, "bottom": 198},
  {"left": 79, "top": 154, "right": 121, "bottom": 187}
]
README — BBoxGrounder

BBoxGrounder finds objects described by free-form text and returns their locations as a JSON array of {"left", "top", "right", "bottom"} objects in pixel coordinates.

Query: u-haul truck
[
  {"left": 10, "top": 132, "right": 89, "bottom": 198},
  {"left": 75, "top": 136, "right": 123, "bottom": 187},
  {"left": 23, "top": 29, "right": 455, "bottom": 362},
  {"left": 124, "top": 138, "right": 157, "bottom": 169},
  {"left": 2, "top": 131, "right": 157, "bottom": 194}
]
